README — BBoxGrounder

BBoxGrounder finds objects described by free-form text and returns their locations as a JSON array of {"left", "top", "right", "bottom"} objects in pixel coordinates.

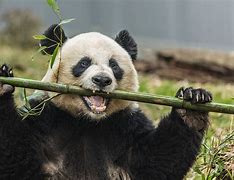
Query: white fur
[{"left": 42, "top": 32, "right": 139, "bottom": 119}]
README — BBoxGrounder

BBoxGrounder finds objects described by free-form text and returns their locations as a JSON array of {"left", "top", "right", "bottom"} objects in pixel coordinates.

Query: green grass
[
  {"left": 138, "top": 74, "right": 234, "bottom": 179},
  {"left": 0, "top": 45, "right": 48, "bottom": 105},
  {"left": 0, "top": 45, "right": 233, "bottom": 179}
]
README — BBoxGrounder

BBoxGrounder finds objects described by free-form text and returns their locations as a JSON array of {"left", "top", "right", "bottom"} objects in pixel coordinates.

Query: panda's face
[{"left": 42, "top": 32, "right": 139, "bottom": 119}]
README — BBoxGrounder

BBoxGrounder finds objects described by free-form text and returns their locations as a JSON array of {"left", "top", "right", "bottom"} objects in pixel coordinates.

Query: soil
[{"left": 135, "top": 48, "right": 234, "bottom": 83}]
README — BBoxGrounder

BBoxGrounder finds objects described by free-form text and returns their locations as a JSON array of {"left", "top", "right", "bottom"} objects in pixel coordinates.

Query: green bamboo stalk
[{"left": 0, "top": 77, "right": 234, "bottom": 114}]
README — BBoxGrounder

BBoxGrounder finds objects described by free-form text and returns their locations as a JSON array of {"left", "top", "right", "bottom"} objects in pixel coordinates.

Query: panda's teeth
[
  {"left": 84, "top": 96, "right": 92, "bottom": 106},
  {"left": 84, "top": 95, "right": 108, "bottom": 113},
  {"left": 91, "top": 105, "right": 107, "bottom": 113}
]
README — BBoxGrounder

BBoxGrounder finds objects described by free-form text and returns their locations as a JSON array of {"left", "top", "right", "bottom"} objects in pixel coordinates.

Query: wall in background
[{"left": 1, "top": 0, "right": 234, "bottom": 51}]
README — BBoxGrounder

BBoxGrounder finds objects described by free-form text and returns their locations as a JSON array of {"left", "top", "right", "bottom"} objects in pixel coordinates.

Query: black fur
[
  {"left": 72, "top": 57, "right": 92, "bottom": 77},
  {"left": 109, "top": 58, "right": 124, "bottom": 80},
  {"left": 40, "top": 24, "right": 67, "bottom": 55},
  {"left": 0, "top": 68, "right": 210, "bottom": 180},
  {"left": 0, "top": 100, "right": 207, "bottom": 180},
  {"left": 115, "top": 30, "right": 138, "bottom": 60}
]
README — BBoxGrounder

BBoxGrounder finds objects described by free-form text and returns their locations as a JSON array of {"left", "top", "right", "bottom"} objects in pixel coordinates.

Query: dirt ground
[{"left": 136, "top": 48, "right": 234, "bottom": 83}]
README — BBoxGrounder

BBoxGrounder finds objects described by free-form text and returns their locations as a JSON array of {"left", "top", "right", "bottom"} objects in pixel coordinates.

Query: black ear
[
  {"left": 115, "top": 30, "right": 137, "bottom": 60},
  {"left": 40, "top": 24, "right": 67, "bottom": 55}
]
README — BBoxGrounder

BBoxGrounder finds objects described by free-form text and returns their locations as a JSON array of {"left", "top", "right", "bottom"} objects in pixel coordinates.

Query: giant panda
[{"left": 0, "top": 24, "right": 212, "bottom": 180}]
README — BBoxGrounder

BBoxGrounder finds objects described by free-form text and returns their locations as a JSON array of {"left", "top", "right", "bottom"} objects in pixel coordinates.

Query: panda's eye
[
  {"left": 80, "top": 60, "right": 91, "bottom": 68},
  {"left": 72, "top": 57, "right": 92, "bottom": 77},
  {"left": 109, "top": 61, "right": 118, "bottom": 70},
  {"left": 79, "top": 57, "right": 91, "bottom": 68},
  {"left": 109, "top": 59, "right": 124, "bottom": 80}
]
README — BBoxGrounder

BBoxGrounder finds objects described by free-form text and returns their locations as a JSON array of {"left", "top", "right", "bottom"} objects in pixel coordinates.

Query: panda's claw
[
  {"left": 183, "top": 87, "right": 193, "bottom": 100},
  {"left": 175, "top": 87, "right": 212, "bottom": 104},
  {"left": 0, "top": 64, "right": 15, "bottom": 96},
  {"left": 2, "top": 65, "right": 6, "bottom": 71},
  {"left": 175, "top": 87, "right": 185, "bottom": 99},
  {"left": 9, "top": 69, "right": 14, "bottom": 77},
  {"left": 0, "top": 64, "right": 14, "bottom": 77}
]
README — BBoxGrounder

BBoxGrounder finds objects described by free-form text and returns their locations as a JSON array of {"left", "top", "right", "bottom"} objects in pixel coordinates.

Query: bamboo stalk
[{"left": 0, "top": 77, "right": 234, "bottom": 114}]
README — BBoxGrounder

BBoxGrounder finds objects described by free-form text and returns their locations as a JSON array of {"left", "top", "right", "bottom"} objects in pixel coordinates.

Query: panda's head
[{"left": 40, "top": 24, "right": 139, "bottom": 119}]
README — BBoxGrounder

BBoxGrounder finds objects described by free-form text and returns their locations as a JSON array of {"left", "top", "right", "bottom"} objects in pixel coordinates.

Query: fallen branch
[{"left": 0, "top": 77, "right": 234, "bottom": 114}]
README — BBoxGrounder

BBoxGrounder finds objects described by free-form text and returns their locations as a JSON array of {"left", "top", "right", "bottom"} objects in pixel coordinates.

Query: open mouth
[{"left": 82, "top": 96, "right": 110, "bottom": 114}]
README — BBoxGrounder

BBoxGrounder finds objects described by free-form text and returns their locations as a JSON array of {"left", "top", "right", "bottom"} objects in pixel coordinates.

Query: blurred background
[
  {"left": 3, "top": 0, "right": 234, "bottom": 50},
  {"left": 0, "top": 0, "right": 233, "bottom": 179}
]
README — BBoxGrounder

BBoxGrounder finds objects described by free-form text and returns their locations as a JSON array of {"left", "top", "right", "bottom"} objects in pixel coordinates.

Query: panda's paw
[
  {"left": 174, "top": 87, "right": 212, "bottom": 131},
  {"left": 176, "top": 87, "right": 212, "bottom": 104},
  {"left": 0, "top": 64, "right": 15, "bottom": 97}
]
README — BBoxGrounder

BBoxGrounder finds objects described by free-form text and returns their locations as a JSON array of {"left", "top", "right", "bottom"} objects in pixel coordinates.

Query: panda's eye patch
[
  {"left": 72, "top": 57, "right": 92, "bottom": 77},
  {"left": 109, "top": 59, "right": 124, "bottom": 80}
]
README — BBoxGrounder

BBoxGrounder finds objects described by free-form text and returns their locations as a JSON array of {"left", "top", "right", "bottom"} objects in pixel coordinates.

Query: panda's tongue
[
  {"left": 84, "top": 96, "right": 106, "bottom": 113},
  {"left": 90, "top": 96, "right": 104, "bottom": 107}
]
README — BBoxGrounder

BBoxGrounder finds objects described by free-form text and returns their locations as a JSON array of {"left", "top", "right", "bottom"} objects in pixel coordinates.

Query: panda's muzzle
[
  {"left": 81, "top": 74, "right": 113, "bottom": 113},
  {"left": 82, "top": 96, "right": 110, "bottom": 114},
  {"left": 92, "top": 75, "right": 112, "bottom": 88}
]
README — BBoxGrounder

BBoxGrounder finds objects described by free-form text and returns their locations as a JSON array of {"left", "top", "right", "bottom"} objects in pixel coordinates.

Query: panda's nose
[{"left": 92, "top": 75, "right": 112, "bottom": 87}]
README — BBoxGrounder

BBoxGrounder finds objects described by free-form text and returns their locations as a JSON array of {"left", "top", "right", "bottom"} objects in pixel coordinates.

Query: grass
[
  {"left": 0, "top": 45, "right": 48, "bottom": 105},
  {"left": 0, "top": 45, "right": 233, "bottom": 179},
  {"left": 138, "top": 74, "right": 234, "bottom": 179}
]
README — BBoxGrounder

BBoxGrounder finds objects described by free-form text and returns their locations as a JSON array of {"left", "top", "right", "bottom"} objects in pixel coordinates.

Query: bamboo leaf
[
  {"left": 47, "top": 0, "right": 54, "bottom": 6},
  {"left": 19, "top": 88, "right": 31, "bottom": 109},
  {"left": 47, "top": 0, "right": 61, "bottom": 18},
  {"left": 37, "top": 46, "right": 47, "bottom": 53},
  {"left": 31, "top": 46, "right": 47, "bottom": 61},
  {"left": 59, "top": 18, "right": 76, "bottom": 26},
  {"left": 23, "top": 88, "right": 31, "bottom": 108},
  {"left": 50, "top": 44, "right": 59, "bottom": 68},
  {"left": 33, "top": 34, "right": 47, "bottom": 40}
]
